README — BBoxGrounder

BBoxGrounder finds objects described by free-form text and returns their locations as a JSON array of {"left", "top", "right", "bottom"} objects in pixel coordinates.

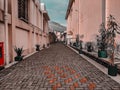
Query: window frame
[{"left": 18, "top": 0, "right": 29, "bottom": 23}]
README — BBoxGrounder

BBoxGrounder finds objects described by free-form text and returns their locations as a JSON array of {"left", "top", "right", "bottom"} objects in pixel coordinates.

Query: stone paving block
[
  {"left": 36, "top": 88, "right": 47, "bottom": 90},
  {"left": 0, "top": 44, "right": 120, "bottom": 90}
]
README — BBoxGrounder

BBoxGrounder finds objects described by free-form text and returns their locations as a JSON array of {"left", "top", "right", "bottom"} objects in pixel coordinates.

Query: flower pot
[
  {"left": 87, "top": 49, "right": 92, "bottom": 52},
  {"left": 98, "top": 50, "right": 107, "bottom": 58},
  {"left": 36, "top": 45, "right": 40, "bottom": 51},
  {"left": 36, "top": 48, "right": 40, "bottom": 51},
  {"left": 108, "top": 64, "right": 117, "bottom": 76},
  {"left": 73, "top": 43, "right": 76, "bottom": 47},
  {"left": 87, "top": 45, "right": 93, "bottom": 52},
  {"left": 15, "top": 56, "right": 23, "bottom": 61},
  {"left": 79, "top": 50, "right": 82, "bottom": 54}
]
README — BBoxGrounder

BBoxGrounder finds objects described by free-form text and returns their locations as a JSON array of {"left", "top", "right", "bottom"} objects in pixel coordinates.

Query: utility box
[{"left": 0, "top": 42, "right": 4, "bottom": 66}]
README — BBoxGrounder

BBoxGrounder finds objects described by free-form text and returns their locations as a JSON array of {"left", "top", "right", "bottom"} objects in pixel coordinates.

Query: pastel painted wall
[
  {"left": 0, "top": 0, "right": 6, "bottom": 64},
  {"left": 0, "top": 24, "right": 4, "bottom": 42},
  {"left": 79, "top": 0, "right": 102, "bottom": 42},
  {"left": 67, "top": 0, "right": 120, "bottom": 44},
  {"left": 66, "top": 0, "right": 103, "bottom": 43},
  {"left": 15, "top": 28, "right": 29, "bottom": 55},
  {"left": 0, "top": 0, "right": 50, "bottom": 66},
  {"left": 32, "top": 33, "right": 35, "bottom": 51},
  {"left": 0, "top": 0, "right": 4, "bottom": 10}
]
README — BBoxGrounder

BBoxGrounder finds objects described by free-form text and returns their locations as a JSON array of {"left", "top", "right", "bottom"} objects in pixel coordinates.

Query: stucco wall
[
  {"left": 0, "top": 23, "right": 4, "bottom": 42},
  {"left": 66, "top": 0, "right": 103, "bottom": 43},
  {"left": 29, "top": 0, "right": 42, "bottom": 29},
  {"left": 0, "top": 0, "right": 4, "bottom": 10},
  {"left": 79, "top": 0, "right": 102, "bottom": 42},
  {"left": 32, "top": 33, "right": 34, "bottom": 47},
  {"left": 15, "top": 28, "right": 29, "bottom": 55}
]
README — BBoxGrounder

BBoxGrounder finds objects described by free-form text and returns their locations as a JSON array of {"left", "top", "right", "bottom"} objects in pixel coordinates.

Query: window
[{"left": 18, "top": 0, "right": 28, "bottom": 22}]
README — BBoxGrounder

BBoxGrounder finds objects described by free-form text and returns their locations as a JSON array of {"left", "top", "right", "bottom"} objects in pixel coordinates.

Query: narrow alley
[{"left": 0, "top": 43, "right": 120, "bottom": 90}]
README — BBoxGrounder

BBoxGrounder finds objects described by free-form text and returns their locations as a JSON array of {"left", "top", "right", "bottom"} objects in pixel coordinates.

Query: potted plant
[
  {"left": 14, "top": 46, "right": 24, "bottom": 61},
  {"left": 43, "top": 44, "right": 45, "bottom": 48},
  {"left": 86, "top": 42, "right": 94, "bottom": 52},
  {"left": 35, "top": 44, "right": 40, "bottom": 51},
  {"left": 47, "top": 43, "right": 50, "bottom": 47},
  {"left": 70, "top": 42, "right": 72, "bottom": 46},
  {"left": 79, "top": 40, "right": 83, "bottom": 54},
  {"left": 106, "top": 15, "right": 120, "bottom": 76},
  {"left": 76, "top": 34, "right": 79, "bottom": 47},
  {"left": 97, "top": 23, "right": 108, "bottom": 58}
]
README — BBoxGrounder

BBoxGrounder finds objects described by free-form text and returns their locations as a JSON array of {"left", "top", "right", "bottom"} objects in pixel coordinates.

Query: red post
[{"left": 0, "top": 42, "right": 4, "bottom": 66}]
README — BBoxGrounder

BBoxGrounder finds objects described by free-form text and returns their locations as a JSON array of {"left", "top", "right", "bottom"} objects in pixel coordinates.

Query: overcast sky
[{"left": 41, "top": 0, "right": 69, "bottom": 26}]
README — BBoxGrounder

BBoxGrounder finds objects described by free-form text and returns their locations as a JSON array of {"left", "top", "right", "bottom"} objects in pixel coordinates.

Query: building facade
[
  {"left": 66, "top": 0, "right": 120, "bottom": 44},
  {"left": 0, "top": 0, "right": 50, "bottom": 67}
]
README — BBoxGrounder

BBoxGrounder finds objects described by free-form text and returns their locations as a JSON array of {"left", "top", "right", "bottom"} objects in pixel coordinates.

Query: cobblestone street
[{"left": 0, "top": 43, "right": 120, "bottom": 90}]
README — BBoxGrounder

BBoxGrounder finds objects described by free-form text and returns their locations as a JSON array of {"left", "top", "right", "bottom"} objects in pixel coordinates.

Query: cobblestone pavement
[{"left": 0, "top": 43, "right": 120, "bottom": 90}]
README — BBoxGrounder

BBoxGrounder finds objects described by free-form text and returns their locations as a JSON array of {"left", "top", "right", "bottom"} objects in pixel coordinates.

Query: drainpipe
[
  {"left": 102, "top": 0, "right": 106, "bottom": 24},
  {"left": 33, "top": 27, "right": 36, "bottom": 50},
  {"left": 78, "top": 0, "right": 80, "bottom": 40},
  {"left": 42, "top": 11, "right": 43, "bottom": 32},
  {"left": 41, "top": 11, "right": 43, "bottom": 46},
  {"left": 4, "top": 0, "right": 9, "bottom": 65}
]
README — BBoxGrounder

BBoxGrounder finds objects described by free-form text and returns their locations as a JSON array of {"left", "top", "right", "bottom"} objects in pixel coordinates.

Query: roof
[{"left": 65, "top": 0, "right": 75, "bottom": 19}]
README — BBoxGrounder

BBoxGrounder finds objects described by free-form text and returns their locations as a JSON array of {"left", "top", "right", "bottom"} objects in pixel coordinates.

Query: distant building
[
  {"left": 49, "top": 21, "right": 66, "bottom": 42},
  {"left": 0, "top": 0, "right": 50, "bottom": 67},
  {"left": 65, "top": 0, "right": 120, "bottom": 44}
]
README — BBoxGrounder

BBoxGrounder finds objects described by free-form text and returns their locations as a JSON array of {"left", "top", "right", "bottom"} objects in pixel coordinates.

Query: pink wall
[
  {"left": 0, "top": 0, "right": 50, "bottom": 65},
  {"left": 79, "top": 0, "right": 102, "bottom": 42},
  {"left": 0, "top": 23, "right": 4, "bottom": 42},
  {"left": 0, "top": 0, "right": 4, "bottom": 11},
  {"left": 67, "top": 0, "right": 120, "bottom": 43},
  {"left": 66, "top": 0, "right": 103, "bottom": 43}
]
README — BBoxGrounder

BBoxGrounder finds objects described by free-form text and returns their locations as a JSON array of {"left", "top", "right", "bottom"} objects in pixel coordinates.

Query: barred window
[{"left": 18, "top": 0, "right": 28, "bottom": 22}]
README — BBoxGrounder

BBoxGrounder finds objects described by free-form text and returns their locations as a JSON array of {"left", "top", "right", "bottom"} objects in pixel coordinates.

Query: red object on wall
[{"left": 0, "top": 42, "right": 4, "bottom": 66}]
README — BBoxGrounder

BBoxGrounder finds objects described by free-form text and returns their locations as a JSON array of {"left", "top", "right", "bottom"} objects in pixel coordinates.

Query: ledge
[{"left": 70, "top": 45, "right": 120, "bottom": 74}]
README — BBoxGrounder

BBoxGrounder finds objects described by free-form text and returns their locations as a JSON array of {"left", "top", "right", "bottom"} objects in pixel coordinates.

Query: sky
[{"left": 41, "top": 0, "right": 69, "bottom": 26}]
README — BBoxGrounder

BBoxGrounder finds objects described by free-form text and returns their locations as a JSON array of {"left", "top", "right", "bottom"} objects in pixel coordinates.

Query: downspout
[
  {"left": 42, "top": 11, "right": 43, "bottom": 32},
  {"left": 4, "top": 0, "right": 9, "bottom": 65},
  {"left": 33, "top": 27, "right": 36, "bottom": 50},
  {"left": 78, "top": 0, "right": 80, "bottom": 40},
  {"left": 102, "top": 0, "right": 106, "bottom": 24},
  {"left": 41, "top": 11, "right": 43, "bottom": 46}
]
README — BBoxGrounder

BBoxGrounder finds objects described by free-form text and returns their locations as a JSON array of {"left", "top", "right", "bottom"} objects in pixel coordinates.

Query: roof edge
[{"left": 65, "top": 0, "right": 75, "bottom": 19}]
